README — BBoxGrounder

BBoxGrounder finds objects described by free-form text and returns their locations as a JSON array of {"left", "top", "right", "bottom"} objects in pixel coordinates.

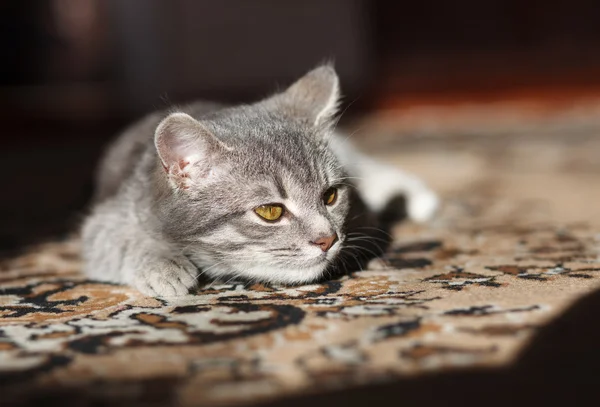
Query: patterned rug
[{"left": 2, "top": 100, "right": 600, "bottom": 406}]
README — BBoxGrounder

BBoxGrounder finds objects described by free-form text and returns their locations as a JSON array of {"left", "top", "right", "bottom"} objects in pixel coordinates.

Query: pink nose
[{"left": 311, "top": 233, "right": 338, "bottom": 252}]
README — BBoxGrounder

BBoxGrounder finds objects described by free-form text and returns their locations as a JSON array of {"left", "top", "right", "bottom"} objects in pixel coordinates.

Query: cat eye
[
  {"left": 254, "top": 204, "right": 284, "bottom": 222},
  {"left": 323, "top": 187, "right": 337, "bottom": 206}
]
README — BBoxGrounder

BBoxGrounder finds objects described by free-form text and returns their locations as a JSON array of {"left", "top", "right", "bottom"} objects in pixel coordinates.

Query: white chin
[{"left": 234, "top": 262, "right": 328, "bottom": 285}]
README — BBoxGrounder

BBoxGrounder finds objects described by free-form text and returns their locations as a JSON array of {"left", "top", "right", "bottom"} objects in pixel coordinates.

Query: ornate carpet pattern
[{"left": 2, "top": 103, "right": 600, "bottom": 406}]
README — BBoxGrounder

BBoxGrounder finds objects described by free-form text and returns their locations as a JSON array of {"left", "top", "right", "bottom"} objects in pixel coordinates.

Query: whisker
[
  {"left": 194, "top": 261, "right": 226, "bottom": 283},
  {"left": 354, "top": 226, "right": 394, "bottom": 239},
  {"left": 343, "top": 244, "right": 385, "bottom": 259},
  {"left": 343, "top": 251, "right": 364, "bottom": 273},
  {"left": 330, "top": 96, "right": 361, "bottom": 134},
  {"left": 346, "top": 233, "right": 390, "bottom": 244}
]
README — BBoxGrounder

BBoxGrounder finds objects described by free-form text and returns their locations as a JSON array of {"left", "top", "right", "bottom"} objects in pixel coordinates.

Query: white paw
[
  {"left": 131, "top": 257, "right": 198, "bottom": 297},
  {"left": 407, "top": 188, "right": 439, "bottom": 223}
]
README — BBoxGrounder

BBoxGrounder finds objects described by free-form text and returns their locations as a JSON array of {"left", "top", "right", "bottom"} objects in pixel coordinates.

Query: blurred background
[{"left": 3, "top": 0, "right": 600, "bottom": 251}]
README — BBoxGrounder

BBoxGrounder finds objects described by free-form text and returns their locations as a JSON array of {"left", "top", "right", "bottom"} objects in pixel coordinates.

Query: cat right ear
[
  {"left": 273, "top": 64, "right": 341, "bottom": 126},
  {"left": 154, "top": 112, "right": 228, "bottom": 190}
]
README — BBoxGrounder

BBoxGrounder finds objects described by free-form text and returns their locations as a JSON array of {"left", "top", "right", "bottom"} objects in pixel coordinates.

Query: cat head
[{"left": 152, "top": 65, "right": 350, "bottom": 285}]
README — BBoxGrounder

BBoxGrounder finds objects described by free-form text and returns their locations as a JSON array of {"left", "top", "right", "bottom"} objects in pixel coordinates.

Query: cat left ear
[
  {"left": 154, "top": 112, "right": 227, "bottom": 190},
  {"left": 274, "top": 64, "right": 340, "bottom": 126}
]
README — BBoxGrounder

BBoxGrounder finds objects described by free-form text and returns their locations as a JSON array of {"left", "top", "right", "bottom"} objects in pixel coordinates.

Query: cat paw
[
  {"left": 131, "top": 257, "right": 199, "bottom": 297},
  {"left": 408, "top": 188, "right": 439, "bottom": 223}
]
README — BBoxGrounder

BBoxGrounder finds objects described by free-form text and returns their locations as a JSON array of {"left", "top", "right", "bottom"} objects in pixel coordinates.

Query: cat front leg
[
  {"left": 126, "top": 255, "right": 199, "bottom": 297},
  {"left": 81, "top": 205, "right": 199, "bottom": 297}
]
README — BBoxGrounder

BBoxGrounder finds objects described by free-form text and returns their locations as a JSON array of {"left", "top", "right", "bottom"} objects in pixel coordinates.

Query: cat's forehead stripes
[
  {"left": 242, "top": 179, "right": 288, "bottom": 205},
  {"left": 250, "top": 184, "right": 278, "bottom": 201},
  {"left": 273, "top": 176, "right": 288, "bottom": 199}
]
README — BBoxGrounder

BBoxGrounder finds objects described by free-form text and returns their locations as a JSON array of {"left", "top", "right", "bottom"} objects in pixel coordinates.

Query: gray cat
[{"left": 82, "top": 65, "right": 438, "bottom": 297}]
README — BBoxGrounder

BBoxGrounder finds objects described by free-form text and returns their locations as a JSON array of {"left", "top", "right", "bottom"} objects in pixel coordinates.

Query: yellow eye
[
  {"left": 254, "top": 205, "right": 284, "bottom": 221},
  {"left": 324, "top": 187, "right": 337, "bottom": 206}
]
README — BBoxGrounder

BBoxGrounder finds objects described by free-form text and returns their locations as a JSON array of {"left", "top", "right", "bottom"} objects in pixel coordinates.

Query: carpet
[{"left": 1, "top": 99, "right": 600, "bottom": 406}]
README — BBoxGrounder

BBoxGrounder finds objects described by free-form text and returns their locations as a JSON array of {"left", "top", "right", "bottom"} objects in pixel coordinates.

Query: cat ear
[
  {"left": 154, "top": 112, "right": 227, "bottom": 190},
  {"left": 275, "top": 65, "right": 340, "bottom": 126}
]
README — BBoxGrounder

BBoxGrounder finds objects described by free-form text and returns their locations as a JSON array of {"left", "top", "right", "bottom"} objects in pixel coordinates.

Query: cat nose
[{"left": 310, "top": 233, "right": 338, "bottom": 252}]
